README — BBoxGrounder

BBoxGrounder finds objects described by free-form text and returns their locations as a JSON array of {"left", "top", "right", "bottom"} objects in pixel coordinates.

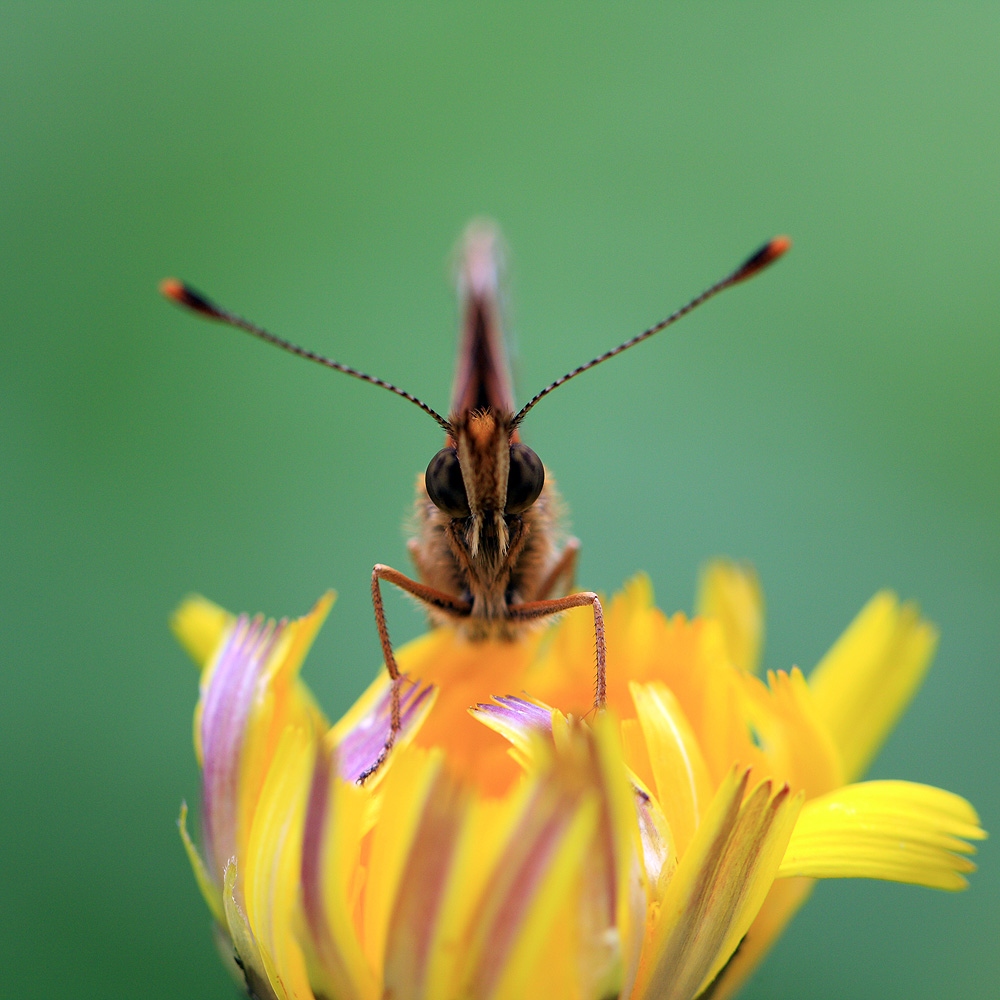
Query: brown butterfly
[{"left": 161, "top": 223, "right": 789, "bottom": 780}]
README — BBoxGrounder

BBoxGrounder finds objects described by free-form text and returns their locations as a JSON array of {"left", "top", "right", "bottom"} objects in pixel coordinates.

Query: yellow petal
[
  {"left": 701, "top": 876, "right": 816, "bottom": 1000},
  {"left": 299, "top": 742, "right": 376, "bottom": 1000},
  {"left": 453, "top": 728, "right": 619, "bottom": 1000},
  {"left": 742, "top": 668, "right": 844, "bottom": 797},
  {"left": 464, "top": 787, "right": 599, "bottom": 1000},
  {"left": 237, "top": 596, "right": 333, "bottom": 844},
  {"left": 592, "top": 713, "right": 649, "bottom": 1000},
  {"left": 223, "top": 858, "right": 280, "bottom": 1000},
  {"left": 696, "top": 560, "right": 765, "bottom": 674},
  {"left": 172, "top": 594, "right": 233, "bottom": 667},
  {"left": 630, "top": 681, "right": 714, "bottom": 859},
  {"left": 241, "top": 724, "right": 317, "bottom": 1000},
  {"left": 382, "top": 764, "right": 473, "bottom": 1000},
  {"left": 635, "top": 769, "right": 802, "bottom": 1000},
  {"left": 421, "top": 794, "right": 522, "bottom": 998},
  {"left": 778, "top": 780, "right": 986, "bottom": 890},
  {"left": 809, "top": 592, "right": 937, "bottom": 780},
  {"left": 697, "top": 782, "right": 803, "bottom": 997},
  {"left": 362, "top": 747, "right": 447, "bottom": 976},
  {"left": 467, "top": 709, "right": 646, "bottom": 998},
  {"left": 178, "top": 800, "right": 224, "bottom": 925}
]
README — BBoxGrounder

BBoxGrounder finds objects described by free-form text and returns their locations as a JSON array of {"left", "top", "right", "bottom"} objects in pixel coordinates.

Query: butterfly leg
[
  {"left": 359, "top": 564, "right": 472, "bottom": 783},
  {"left": 508, "top": 590, "right": 607, "bottom": 709},
  {"left": 534, "top": 537, "right": 581, "bottom": 600}
]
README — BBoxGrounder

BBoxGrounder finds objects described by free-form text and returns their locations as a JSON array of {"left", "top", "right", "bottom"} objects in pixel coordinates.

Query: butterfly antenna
[
  {"left": 160, "top": 279, "right": 452, "bottom": 433},
  {"left": 512, "top": 236, "right": 791, "bottom": 428}
]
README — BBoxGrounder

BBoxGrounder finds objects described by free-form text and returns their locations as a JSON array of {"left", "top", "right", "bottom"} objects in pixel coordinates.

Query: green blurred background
[{"left": 2, "top": 5, "right": 997, "bottom": 998}]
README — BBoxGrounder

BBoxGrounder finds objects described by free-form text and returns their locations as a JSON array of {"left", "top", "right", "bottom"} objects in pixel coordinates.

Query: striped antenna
[
  {"left": 160, "top": 279, "right": 452, "bottom": 434},
  {"left": 511, "top": 236, "right": 790, "bottom": 428}
]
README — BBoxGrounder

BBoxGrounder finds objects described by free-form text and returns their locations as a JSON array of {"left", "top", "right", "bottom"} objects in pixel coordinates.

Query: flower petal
[
  {"left": 457, "top": 758, "right": 600, "bottom": 1000},
  {"left": 696, "top": 560, "right": 765, "bottom": 675},
  {"left": 742, "top": 668, "right": 844, "bottom": 797},
  {"left": 201, "top": 614, "right": 285, "bottom": 875},
  {"left": 630, "top": 681, "right": 714, "bottom": 860},
  {"left": 809, "top": 592, "right": 937, "bottom": 780},
  {"left": 471, "top": 694, "right": 555, "bottom": 770},
  {"left": 222, "top": 858, "right": 281, "bottom": 1000},
  {"left": 778, "top": 780, "right": 986, "bottom": 890},
  {"left": 178, "top": 800, "right": 224, "bottom": 925},
  {"left": 469, "top": 707, "right": 647, "bottom": 998},
  {"left": 300, "top": 741, "right": 376, "bottom": 1000},
  {"left": 382, "top": 762, "right": 473, "bottom": 1000},
  {"left": 172, "top": 593, "right": 233, "bottom": 667},
  {"left": 697, "top": 655, "right": 897, "bottom": 999},
  {"left": 199, "top": 594, "right": 332, "bottom": 880},
  {"left": 362, "top": 747, "right": 450, "bottom": 977},
  {"left": 700, "top": 877, "right": 816, "bottom": 1000},
  {"left": 333, "top": 677, "right": 437, "bottom": 784},
  {"left": 420, "top": 793, "right": 522, "bottom": 997},
  {"left": 241, "top": 725, "right": 317, "bottom": 1000},
  {"left": 633, "top": 782, "right": 675, "bottom": 896},
  {"left": 592, "top": 714, "right": 649, "bottom": 1000},
  {"left": 634, "top": 768, "right": 802, "bottom": 1000}
]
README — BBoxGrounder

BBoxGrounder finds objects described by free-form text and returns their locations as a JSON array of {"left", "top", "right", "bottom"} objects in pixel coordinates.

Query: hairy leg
[
  {"left": 358, "top": 564, "right": 471, "bottom": 784},
  {"left": 508, "top": 589, "right": 607, "bottom": 708}
]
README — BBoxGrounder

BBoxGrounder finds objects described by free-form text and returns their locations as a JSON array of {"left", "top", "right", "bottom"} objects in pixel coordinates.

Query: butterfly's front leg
[
  {"left": 507, "top": 589, "right": 607, "bottom": 709},
  {"left": 359, "top": 564, "right": 472, "bottom": 783}
]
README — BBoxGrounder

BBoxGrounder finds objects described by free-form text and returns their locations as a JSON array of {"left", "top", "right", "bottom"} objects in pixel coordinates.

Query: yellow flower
[{"left": 174, "top": 563, "right": 984, "bottom": 1000}]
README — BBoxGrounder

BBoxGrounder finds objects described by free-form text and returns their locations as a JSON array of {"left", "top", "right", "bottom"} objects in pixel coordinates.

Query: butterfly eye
[
  {"left": 506, "top": 443, "right": 545, "bottom": 514},
  {"left": 425, "top": 448, "right": 471, "bottom": 517}
]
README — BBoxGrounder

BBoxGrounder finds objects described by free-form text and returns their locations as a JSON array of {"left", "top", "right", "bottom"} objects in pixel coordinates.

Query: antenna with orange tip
[
  {"left": 511, "top": 236, "right": 791, "bottom": 427},
  {"left": 159, "top": 278, "right": 452, "bottom": 433}
]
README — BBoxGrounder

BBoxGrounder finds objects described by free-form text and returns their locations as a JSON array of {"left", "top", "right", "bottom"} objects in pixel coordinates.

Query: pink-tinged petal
[
  {"left": 471, "top": 695, "right": 556, "bottom": 766},
  {"left": 634, "top": 769, "right": 803, "bottom": 1000},
  {"left": 201, "top": 615, "right": 285, "bottom": 877},
  {"left": 362, "top": 749, "right": 453, "bottom": 976},
  {"left": 450, "top": 725, "right": 636, "bottom": 1000},
  {"left": 334, "top": 677, "right": 436, "bottom": 784},
  {"left": 476, "top": 694, "right": 555, "bottom": 733},
  {"left": 460, "top": 776, "right": 599, "bottom": 1000},
  {"left": 468, "top": 709, "right": 647, "bottom": 998},
  {"left": 382, "top": 765, "right": 472, "bottom": 999},
  {"left": 300, "top": 744, "right": 375, "bottom": 1000}
]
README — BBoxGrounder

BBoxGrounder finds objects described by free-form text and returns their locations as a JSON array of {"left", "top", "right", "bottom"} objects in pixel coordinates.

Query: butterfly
[{"left": 162, "top": 223, "right": 789, "bottom": 779}]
